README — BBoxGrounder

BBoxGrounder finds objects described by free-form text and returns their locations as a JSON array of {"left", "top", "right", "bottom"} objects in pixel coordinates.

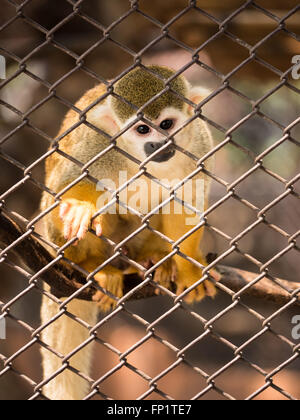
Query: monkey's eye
[
  {"left": 136, "top": 125, "right": 150, "bottom": 135},
  {"left": 160, "top": 119, "right": 174, "bottom": 130}
]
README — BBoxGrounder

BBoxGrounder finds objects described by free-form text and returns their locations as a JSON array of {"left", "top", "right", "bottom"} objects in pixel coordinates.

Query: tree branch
[{"left": 0, "top": 211, "right": 299, "bottom": 306}]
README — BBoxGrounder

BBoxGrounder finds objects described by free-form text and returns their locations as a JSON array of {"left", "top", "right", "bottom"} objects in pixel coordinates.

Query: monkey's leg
[
  {"left": 40, "top": 288, "right": 99, "bottom": 400},
  {"left": 162, "top": 213, "right": 217, "bottom": 303},
  {"left": 83, "top": 259, "right": 124, "bottom": 312}
]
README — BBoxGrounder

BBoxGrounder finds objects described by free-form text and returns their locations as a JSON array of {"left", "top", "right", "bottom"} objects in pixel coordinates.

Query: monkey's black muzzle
[{"left": 144, "top": 141, "right": 175, "bottom": 163}]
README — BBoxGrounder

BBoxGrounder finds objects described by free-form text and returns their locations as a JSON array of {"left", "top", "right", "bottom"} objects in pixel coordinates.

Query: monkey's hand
[
  {"left": 176, "top": 265, "right": 218, "bottom": 303},
  {"left": 59, "top": 198, "right": 103, "bottom": 242},
  {"left": 140, "top": 252, "right": 177, "bottom": 292},
  {"left": 92, "top": 266, "right": 124, "bottom": 312}
]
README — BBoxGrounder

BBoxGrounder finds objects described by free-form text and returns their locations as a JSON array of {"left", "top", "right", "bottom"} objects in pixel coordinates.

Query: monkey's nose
[
  {"left": 144, "top": 141, "right": 164, "bottom": 155},
  {"left": 144, "top": 141, "right": 175, "bottom": 163}
]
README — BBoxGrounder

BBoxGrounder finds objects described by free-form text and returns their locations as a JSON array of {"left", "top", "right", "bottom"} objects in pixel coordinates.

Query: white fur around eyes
[{"left": 122, "top": 107, "right": 187, "bottom": 141}]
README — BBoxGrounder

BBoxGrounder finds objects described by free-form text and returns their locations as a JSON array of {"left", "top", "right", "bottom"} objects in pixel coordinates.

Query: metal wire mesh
[{"left": 0, "top": 0, "right": 299, "bottom": 400}]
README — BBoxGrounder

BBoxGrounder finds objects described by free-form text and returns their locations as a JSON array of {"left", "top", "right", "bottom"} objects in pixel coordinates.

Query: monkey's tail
[{"left": 40, "top": 288, "right": 99, "bottom": 400}]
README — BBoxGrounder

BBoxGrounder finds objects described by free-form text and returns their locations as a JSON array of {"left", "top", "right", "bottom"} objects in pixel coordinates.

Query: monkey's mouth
[{"left": 150, "top": 147, "right": 176, "bottom": 163}]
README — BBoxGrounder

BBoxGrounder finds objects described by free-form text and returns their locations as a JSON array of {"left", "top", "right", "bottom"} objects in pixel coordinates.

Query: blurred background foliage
[{"left": 0, "top": 0, "right": 299, "bottom": 400}]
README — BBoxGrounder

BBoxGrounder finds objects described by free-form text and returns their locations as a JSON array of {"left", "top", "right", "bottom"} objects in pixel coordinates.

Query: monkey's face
[{"left": 118, "top": 107, "right": 189, "bottom": 165}]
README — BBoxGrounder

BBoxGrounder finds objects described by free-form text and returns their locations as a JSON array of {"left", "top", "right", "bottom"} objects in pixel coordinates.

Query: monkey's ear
[
  {"left": 88, "top": 99, "right": 120, "bottom": 136},
  {"left": 188, "top": 87, "right": 210, "bottom": 113}
]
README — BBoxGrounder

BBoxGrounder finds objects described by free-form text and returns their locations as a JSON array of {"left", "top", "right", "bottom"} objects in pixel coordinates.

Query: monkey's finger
[
  {"left": 69, "top": 206, "right": 84, "bottom": 239},
  {"left": 209, "top": 269, "right": 221, "bottom": 283},
  {"left": 63, "top": 206, "right": 77, "bottom": 240},
  {"left": 171, "top": 261, "right": 178, "bottom": 283},
  {"left": 204, "top": 279, "right": 217, "bottom": 298},
  {"left": 92, "top": 219, "right": 103, "bottom": 237},
  {"left": 59, "top": 201, "right": 71, "bottom": 219},
  {"left": 185, "top": 286, "right": 205, "bottom": 303},
  {"left": 77, "top": 210, "right": 93, "bottom": 240},
  {"left": 176, "top": 283, "right": 185, "bottom": 296}
]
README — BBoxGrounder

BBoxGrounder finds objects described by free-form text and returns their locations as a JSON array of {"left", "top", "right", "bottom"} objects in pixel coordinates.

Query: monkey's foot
[
  {"left": 59, "top": 199, "right": 103, "bottom": 242},
  {"left": 92, "top": 266, "right": 124, "bottom": 312},
  {"left": 176, "top": 269, "right": 218, "bottom": 303},
  {"left": 140, "top": 253, "right": 177, "bottom": 292}
]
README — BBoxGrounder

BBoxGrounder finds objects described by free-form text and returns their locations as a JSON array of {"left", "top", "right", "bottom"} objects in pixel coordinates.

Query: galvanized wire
[{"left": 0, "top": 0, "right": 299, "bottom": 400}]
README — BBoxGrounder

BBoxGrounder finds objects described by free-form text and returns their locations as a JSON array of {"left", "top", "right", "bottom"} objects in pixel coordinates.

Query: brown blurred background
[{"left": 0, "top": 0, "right": 299, "bottom": 400}]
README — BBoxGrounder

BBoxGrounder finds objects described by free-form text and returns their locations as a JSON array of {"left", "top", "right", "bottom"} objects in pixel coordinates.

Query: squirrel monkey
[{"left": 40, "top": 66, "right": 216, "bottom": 400}]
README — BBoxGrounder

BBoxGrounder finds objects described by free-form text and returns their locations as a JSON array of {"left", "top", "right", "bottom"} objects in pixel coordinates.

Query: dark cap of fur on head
[{"left": 111, "top": 66, "right": 188, "bottom": 122}]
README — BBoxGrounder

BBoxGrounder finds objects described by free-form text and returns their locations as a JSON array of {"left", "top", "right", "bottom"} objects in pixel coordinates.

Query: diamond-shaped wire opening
[
  {"left": 212, "top": 358, "right": 274, "bottom": 400},
  {"left": 167, "top": 7, "right": 220, "bottom": 49},
  {"left": 285, "top": 9, "right": 300, "bottom": 36},
  {"left": 266, "top": 192, "right": 299, "bottom": 235},
  {"left": 226, "top": 4, "right": 279, "bottom": 45},
  {"left": 242, "top": 328, "right": 297, "bottom": 370},
  {"left": 259, "top": 84, "right": 300, "bottom": 127},
  {"left": 254, "top": 30, "right": 300, "bottom": 73},
  {"left": 0, "top": 15, "right": 44, "bottom": 58},
  {"left": 231, "top": 113, "right": 283, "bottom": 155}
]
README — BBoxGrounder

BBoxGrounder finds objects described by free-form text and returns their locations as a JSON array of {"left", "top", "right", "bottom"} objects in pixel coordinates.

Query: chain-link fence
[{"left": 0, "top": 0, "right": 299, "bottom": 400}]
